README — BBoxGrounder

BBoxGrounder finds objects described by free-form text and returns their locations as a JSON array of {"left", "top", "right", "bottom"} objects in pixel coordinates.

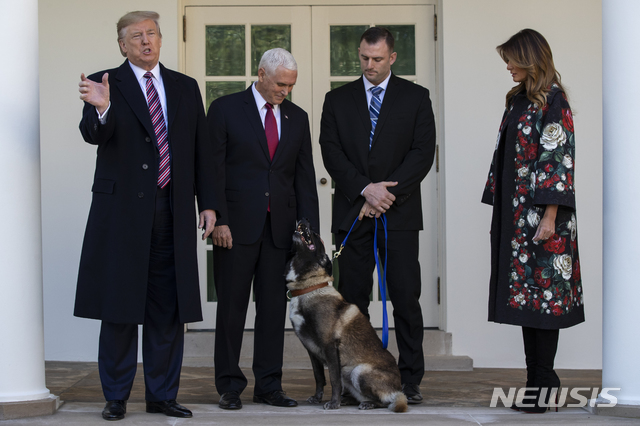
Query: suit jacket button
[
  {"left": 142, "top": 164, "right": 149, "bottom": 170},
  {"left": 145, "top": 137, "right": 152, "bottom": 143},
  {"left": 138, "top": 192, "right": 144, "bottom": 198},
  {"left": 93, "top": 124, "right": 98, "bottom": 131},
  {"left": 265, "top": 192, "right": 270, "bottom": 197}
]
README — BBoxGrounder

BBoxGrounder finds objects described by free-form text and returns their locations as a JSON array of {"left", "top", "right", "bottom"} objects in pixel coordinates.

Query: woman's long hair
[{"left": 497, "top": 29, "right": 565, "bottom": 108}]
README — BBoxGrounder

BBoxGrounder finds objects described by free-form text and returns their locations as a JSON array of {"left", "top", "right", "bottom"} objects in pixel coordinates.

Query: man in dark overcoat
[
  {"left": 207, "top": 48, "right": 319, "bottom": 410},
  {"left": 319, "top": 27, "right": 436, "bottom": 403},
  {"left": 74, "top": 10, "right": 217, "bottom": 421}
]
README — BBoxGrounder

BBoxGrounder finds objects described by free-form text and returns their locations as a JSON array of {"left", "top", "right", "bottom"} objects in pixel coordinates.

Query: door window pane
[
  {"left": 381, "top": 25, "right": 416, "bottom": 75},
  {"left": 330, "top": 25, "right": 368, "bottom": 76},
  {"left": 206, "top": 81, "right": 247, "bottom": 110},
  {"left": 251, "top": 25, "right": 291, "bottom": 75},
  {"left": 206, "top": 25, "right": 245, "bottom": 76}
]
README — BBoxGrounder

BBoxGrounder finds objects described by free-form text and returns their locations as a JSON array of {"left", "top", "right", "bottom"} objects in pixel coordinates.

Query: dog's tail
[{"left": 385, "top": 391, "right": 408, "bottom": 413}]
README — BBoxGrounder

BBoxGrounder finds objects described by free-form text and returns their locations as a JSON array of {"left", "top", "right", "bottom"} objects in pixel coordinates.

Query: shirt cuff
[{"left": 96, "top": 102, "right": 111, "bottom": 124}]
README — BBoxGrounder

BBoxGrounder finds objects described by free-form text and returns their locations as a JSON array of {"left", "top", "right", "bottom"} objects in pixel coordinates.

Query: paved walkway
[{"left": 2, "top": 362, "right": 638, "bottom": 425}]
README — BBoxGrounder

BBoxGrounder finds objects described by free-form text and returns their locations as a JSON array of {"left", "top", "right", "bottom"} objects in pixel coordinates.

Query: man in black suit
[
  {"left": 319, "top": 27, "right": 436, "bottom": 404},
  {"left": 75, "top": 11, "right": 217, "bottom": 421},
  {"left": 207, "top": 48, "right": 319, "bottom": 410}
]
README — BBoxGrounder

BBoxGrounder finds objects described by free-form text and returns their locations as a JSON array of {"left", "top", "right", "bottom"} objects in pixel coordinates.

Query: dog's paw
[
  {"left": 340, "top": 394, "right": 360, "bottom": 406},
  {"left": 358, "top": 401, "right": 377, "bottom": 410},
  {"left": 307, "top": 394, "right": 323, "bottom": 404},
  {"left": 323, "top": 400, "right": 341, "bottom": 410}
]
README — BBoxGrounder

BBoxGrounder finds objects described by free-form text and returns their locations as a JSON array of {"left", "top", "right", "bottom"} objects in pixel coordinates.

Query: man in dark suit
[
  {"left": 319, "top": 27, "right": 436, "bottom": 404},
  {"left": 75, "top": 11, "right": 217, "bottom": 421},
  {"left": 207, "top": 48, "right": 319, "bottom": 410}
]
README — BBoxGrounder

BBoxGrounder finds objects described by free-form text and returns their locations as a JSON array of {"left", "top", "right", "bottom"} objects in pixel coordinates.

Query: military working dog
[{"left": 285, "top": 219, "right": 408, "bottom": 412}]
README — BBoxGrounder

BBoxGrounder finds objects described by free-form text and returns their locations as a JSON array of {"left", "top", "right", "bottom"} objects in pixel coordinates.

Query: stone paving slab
[{"left": 2, "top": 403, "right": 640, "bottom": 425}]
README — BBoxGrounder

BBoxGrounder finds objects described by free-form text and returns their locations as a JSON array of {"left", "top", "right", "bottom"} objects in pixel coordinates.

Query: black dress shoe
[
  {"left": 253, "top": 390, "right": 298, "bottom": 407},
  {"left": 146, "top": 400, "right": 193, "bottom": 418},
  {"left": 102, "top": 400, "right": 126, "bottom": 421},
  {"left": 219, "top": 391, "right": 243, "bottom": 410},
  {"left": 402, "top": 383, "right": 423, "bottom": 404}
]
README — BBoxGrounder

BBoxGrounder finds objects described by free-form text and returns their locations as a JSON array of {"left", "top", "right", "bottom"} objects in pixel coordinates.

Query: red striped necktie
[{"left": 144, "top": 72, "right": 171, "bottom": 188}]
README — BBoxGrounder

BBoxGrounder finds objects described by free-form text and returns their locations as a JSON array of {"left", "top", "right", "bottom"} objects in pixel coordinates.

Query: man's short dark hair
[{"left": 360, "top": 27, "right": 394, "bottom": 52}]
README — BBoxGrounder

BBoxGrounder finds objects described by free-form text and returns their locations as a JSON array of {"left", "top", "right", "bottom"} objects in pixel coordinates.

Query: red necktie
[
  {"left": 265, "top": 103, "right": 278, "bottom": 160},
  {"left": 144, "top": 72, "right": 170, "bottom": 188}
]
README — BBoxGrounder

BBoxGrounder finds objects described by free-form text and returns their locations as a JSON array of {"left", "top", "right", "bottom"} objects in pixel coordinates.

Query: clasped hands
[{"left": 358, "top": 181, "right": 398, "bottom": 220}]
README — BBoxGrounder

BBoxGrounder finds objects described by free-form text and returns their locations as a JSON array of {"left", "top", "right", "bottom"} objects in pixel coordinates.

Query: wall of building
[
  {"left": 39, "top": 0, "right": 603, "bottom": 369},
  {"left": 440, "top": 0, "right": 603, "bottom": 368}
]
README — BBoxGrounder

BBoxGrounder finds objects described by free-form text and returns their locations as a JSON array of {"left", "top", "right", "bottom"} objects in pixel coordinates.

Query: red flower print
[
  {"left": 552, "top": 304, "right": 563, "bottom": 316},
  {"left": 524, "top": 143, "right": 538, "bottom": 160},
  {"left": 545, "top": 164, "right": 553, "bottom": 173},
  {"left": 518, "top": 184, "right": 528, "bottom": 195},
  {"left": 562, "top": 109, "right": 574, "bottom": 133},
  {"left": 510, "top": 298, "right": 519, "bottom": 308},
  {"left": 514, "top": 260, "right": 525, "bottom": 277},
  {"left": 533, "top": 298, "right": 541, "bottom": 310},
  {"left": 543, "top": 235, "right": 566, "bottom": 254},
  {"left": 534, "top": 268, "right": 552, "bottom": 288},
  {"left": 573, "top": 258, "right": 581, "bottom": 281}
]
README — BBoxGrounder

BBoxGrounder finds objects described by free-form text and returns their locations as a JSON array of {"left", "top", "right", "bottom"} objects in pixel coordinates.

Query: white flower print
[
  {"left": 544, "top": 290, "right": 552, "bottom": 301},
  {"left": 513, "top": 198, "right": 519, "bottom": 207},
  {"left": 518, "top": 218, "right": 525, "bottom": 228},
  {"left": 563, "top": 154, "right": 573, "bottom": 169},
  {"left": 511, "top": 239, "right": 520, "bottom": 250},
  {"left": 515, "top": 293, "right": 525, "bottom": 304},
  {"left": 519, "top": 253, "right": 529, "bottom": 263},
  {"left": 553, "top": 254, "right": 573, "bottom": 280},
  {"left": 518, "top": 167, "right": 529, "bottom": 178},
  {"left": 541, "top": 122, "right": 567, "bottom": 151},
  {"left": 556, "top": 182, "right": 565, "bottom": 191},
  {"left": 569, "top": 214, "right": 577, "bottom": 241},
  {"left": 527, "top": 209, "right": 540, "bottom": 228},
  {"left": 522, "top": 126, "right": 532, "bottom": 135}
]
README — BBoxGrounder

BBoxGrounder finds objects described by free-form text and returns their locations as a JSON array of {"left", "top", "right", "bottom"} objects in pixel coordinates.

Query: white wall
[
  {"left": 441, "top": 0, "right": 603, "bottom": 368},
  {"left": 39, "top": 0, "right": 180, "bottom": 361}
]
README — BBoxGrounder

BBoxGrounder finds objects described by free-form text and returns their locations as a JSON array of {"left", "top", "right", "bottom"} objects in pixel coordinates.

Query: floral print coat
[{"left": 482, "top": 86, "right": 585, "bottom": 329}]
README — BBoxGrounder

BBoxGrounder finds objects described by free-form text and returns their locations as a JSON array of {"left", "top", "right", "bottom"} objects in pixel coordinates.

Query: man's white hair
[{"left": 258, "top": 48, "right": 297, "bottom": 75}]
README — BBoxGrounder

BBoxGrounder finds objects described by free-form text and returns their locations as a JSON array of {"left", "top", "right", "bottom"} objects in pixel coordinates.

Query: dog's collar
[{"left": 288, "top": 282, "right": 330, "bottom": 298}]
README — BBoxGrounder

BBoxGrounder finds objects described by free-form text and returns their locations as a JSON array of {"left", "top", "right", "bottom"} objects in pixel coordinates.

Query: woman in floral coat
[{"left": 482, "top": 29, "right": 584, "bottom": 413}]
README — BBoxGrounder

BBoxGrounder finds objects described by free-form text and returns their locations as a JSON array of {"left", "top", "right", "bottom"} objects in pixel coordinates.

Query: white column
[
  {"left": 602, "top": 0, "right": 640, "bottom": 407},
  {"left": 0, "top": 0, "right": 51, "bottom": 403}
]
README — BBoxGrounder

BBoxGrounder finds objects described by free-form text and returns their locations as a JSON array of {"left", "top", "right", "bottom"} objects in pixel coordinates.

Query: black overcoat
[
  {"left": 74, "top": 60, "right": 217, "bottom": 324},
  {"left": 482, "top": 87, "right": 585, "bottom": 329}
]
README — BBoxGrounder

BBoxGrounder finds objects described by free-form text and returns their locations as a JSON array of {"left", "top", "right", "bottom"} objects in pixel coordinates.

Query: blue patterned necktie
[{"left": 369, "top": 86, "right": 383, "bottom": 149}]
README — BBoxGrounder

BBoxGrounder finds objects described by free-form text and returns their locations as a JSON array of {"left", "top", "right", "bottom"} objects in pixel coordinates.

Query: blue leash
[{"left": 333, "top": 213, "right": 389, "bottom": 349}]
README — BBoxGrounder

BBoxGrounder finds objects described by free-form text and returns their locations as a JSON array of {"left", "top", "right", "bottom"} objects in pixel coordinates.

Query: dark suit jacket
[
  {"left": 319, "top": 74, "right": 436, "bottom": 233},
  {"left": 74, "top": 60, "right": 216, "bottom": 324},
  {"left": 207, "top": 87, "right": 319, "bottom": 248}
]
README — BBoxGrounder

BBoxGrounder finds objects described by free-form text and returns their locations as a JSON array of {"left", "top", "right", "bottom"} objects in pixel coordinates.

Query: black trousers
[
  {"left": 336, "top": 218, "right": 424, "bottom": 385},
  {"left": 213, "top": 215, "right": 289, "bottom": 396},
  {"left": 98, "top": 186, "right": 184, "bottom": 402},
  {"left": 521, "top": 326, "right": 560, "bottom": 388}
]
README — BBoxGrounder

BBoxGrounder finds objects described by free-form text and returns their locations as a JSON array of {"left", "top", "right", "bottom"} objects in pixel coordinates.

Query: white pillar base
[{"left": 0, "top": 395, "right": 60, "bottom": 421}]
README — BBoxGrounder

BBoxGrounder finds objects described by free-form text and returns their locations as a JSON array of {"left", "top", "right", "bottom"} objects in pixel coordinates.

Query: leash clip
[{"left": 333, "top": 244, "right": 345, "bottom": 260}]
